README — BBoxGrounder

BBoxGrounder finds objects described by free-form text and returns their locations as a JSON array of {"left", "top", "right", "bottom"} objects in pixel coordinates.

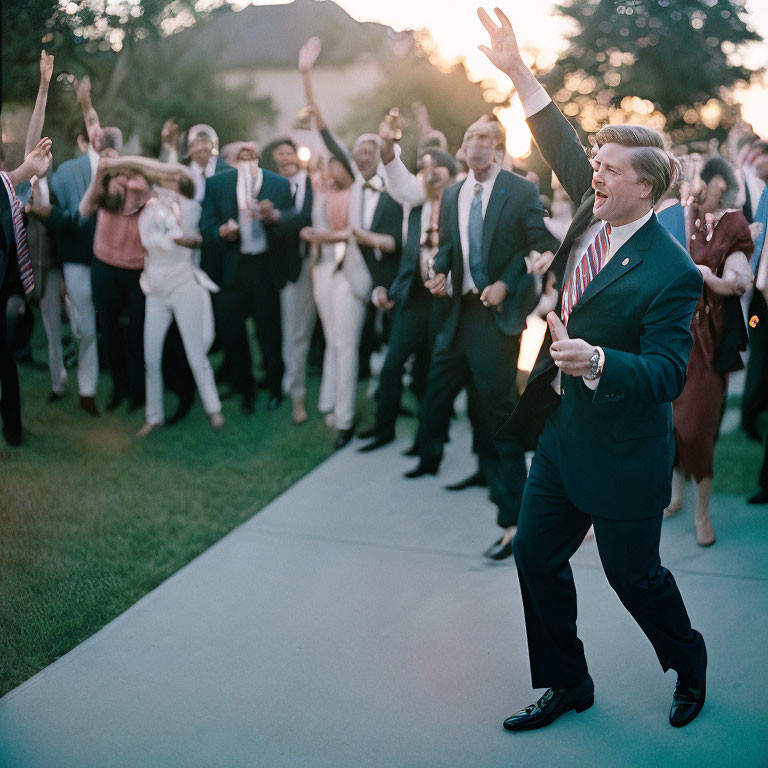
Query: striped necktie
[
  {"left": 0, "top": 171, "right": 35, "bottom": 295},
  {"left": 561, "top": 223, "right": 611, "bottom": 326}
]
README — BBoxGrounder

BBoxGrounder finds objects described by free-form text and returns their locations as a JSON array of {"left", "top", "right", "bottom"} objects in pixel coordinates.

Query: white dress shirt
[
  {"left": 88, "top": 145, "right": 99, "bottom": 182},
  {"left": 457, "top": 167, "right": 500, "bottom": 295},
  {"left": 191, "top": 156, "right": 220, "bottom": 204},
  {"left": 289, "top": 170, "right": 308, "bottom": 212}
]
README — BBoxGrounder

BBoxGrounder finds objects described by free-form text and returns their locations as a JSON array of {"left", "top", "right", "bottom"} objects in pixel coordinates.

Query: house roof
[{"left": 172, "top": 0, "right": 401, "bottom": 70}]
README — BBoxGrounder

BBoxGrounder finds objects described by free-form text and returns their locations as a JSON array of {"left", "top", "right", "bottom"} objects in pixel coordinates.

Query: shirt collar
[
  {"left": 466, "top": 166, "right": 500, "bottom": 191},
  {"left": 608, "top": 207, "right": 653, "bottom": 247}
]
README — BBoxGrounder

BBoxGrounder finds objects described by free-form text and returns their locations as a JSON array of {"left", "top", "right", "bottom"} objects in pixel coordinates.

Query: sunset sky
[{"left": 244, "top": 0, "right": 768, "bottom": 155}]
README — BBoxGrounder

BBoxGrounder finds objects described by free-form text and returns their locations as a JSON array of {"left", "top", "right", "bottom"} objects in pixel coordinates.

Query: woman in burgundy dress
[{"left": 665, "top": 157, "right": 754, "bottom": 545}]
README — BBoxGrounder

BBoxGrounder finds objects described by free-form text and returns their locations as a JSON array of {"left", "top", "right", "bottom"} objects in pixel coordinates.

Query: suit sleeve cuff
[{"left": 521, "top": 86, "right": 552, "bottom": 119}]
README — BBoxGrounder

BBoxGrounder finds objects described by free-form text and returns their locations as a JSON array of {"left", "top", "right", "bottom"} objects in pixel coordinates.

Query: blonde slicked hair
[{"left": 594, "top": 124, "right": 682, "bottom": 204}]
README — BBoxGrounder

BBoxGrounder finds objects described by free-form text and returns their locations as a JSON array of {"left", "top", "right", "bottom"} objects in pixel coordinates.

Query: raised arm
[
  {"left": 299, "top": 37, "right": 325, "bottom": 131},
  {"left": 25, "top": 51, "right": 54, "bottom": 156},
  {"left": 477, "top": 7, "right": 593, "bottom": 204},
  {"left": 73, "top": 75, "right": 102, "bottom": 148},
  {"left": 379, "top": 120, "right": 427, "bottom": 208}
]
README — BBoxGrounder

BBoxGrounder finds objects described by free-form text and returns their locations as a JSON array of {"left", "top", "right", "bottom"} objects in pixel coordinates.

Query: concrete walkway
[{"left": 1, "top": 420, "right": 767, "bottom": 767}]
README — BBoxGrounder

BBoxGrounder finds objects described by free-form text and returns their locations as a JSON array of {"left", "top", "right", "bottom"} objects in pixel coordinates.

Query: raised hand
[
  {"left": 298, "top": 37, "right": 322, "bottom": 73},
  {"left": 25, "top": 137, "right": 53, "bottom": 178},
  {"left": 40, "top": 50, "right": 54, "bottom": 87},
  {"left": 73, "top": 74, "right": 92, "bottom": 102},
  {"left": 477, "top": 7, "right": 524, "bottom": 75}
]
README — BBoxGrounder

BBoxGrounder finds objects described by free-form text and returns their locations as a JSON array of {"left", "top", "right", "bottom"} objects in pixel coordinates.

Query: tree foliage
[
  {"left": 541, "top": 0, "right": 762, "bottom": 143},
  {"left": 1, "top": 0, "right": 275, "bottom": 160}
]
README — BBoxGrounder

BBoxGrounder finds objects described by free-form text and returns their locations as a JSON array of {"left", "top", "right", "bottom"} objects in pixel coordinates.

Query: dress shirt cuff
[
  {"left": 582, "top": 346, "right": 605, "bottom": 390},
  {"left": 521, "top": 85, "right": 553, "bottom": 119}
]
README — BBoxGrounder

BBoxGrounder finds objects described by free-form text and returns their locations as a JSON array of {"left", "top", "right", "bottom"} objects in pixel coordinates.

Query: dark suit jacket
[
  {"left": 433, "top": 169, "right": 557, "bottom": 349},
  {"left": 277, "top": 175, "right": 313, "bottom": 285},
  {"left": 389, "top": 206, "right": 425, "bottom": 306},
  {"left": 358, "top": 190, "right": 403, "bottom": 291},
  {"left": 199, "top": 167, "right": 292, "bottom": 289},
  {"left": 498, "top": 101, "right": 703, "bottom": 520},
  {"left": 49, "top": 154, "right": 96, "bottom": 265},
  {"left": 0, "top": 181, "right": 16, "bottom": 290}
]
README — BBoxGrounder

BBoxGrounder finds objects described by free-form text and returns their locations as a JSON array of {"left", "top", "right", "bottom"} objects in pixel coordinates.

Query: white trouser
[
  {"left": 280, "top": 257, "right": 316, "bottom": 404},
  {"left": 312, "top": 259, "right": 366, "bottom": 431},
  {"left": 144, "top": 275, "right": 221, "bottom": 425},
  {"left": 39, "top": 267, "right": 67, "bottom": 395},
  {"left": 63, "top": 262, "right": 98, "bottom": 397}
]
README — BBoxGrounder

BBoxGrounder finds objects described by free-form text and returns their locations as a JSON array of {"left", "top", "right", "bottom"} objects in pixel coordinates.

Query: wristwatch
[{"left": 585, "top": 347, "right": 604, "bottom": 380}]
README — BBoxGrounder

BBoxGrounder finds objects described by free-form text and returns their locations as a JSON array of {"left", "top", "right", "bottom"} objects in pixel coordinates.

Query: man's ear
[{"left": 638, "top": 179, "right": 653, "bottom": 200}]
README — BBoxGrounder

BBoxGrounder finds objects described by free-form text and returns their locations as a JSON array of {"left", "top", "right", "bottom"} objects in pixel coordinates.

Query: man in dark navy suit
[
  {"left": 199, "top": 142, "right": 293, "bottom": 414},
  {"left": 480, "top": 7, "right": 707, "bottom": 732}
]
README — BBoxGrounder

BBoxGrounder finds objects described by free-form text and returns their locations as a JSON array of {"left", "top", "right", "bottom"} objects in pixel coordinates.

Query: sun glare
[{"left": 494, "top": 99, "right": 532, "bottom": 159}]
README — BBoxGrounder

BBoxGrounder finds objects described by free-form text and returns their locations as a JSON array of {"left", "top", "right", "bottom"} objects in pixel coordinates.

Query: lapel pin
[{"left": 622, "top": 257, "right": 630, "bottom": 266}]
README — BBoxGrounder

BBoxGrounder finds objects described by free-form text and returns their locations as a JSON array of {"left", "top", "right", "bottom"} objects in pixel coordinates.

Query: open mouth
[{"left": 593, "top": 190, "right": 608, "bottom": 209}]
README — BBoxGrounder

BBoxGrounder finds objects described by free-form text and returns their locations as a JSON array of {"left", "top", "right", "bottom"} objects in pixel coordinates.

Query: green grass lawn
[{"left": 0, "top": 330, "right": 378, "bottom": 697}]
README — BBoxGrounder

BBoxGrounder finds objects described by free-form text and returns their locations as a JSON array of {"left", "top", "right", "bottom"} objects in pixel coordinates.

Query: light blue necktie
[
  {"left": 468, "top": 182, "right": 488, "bottom": 291},
  {"left": 752, "top": 185, "right": 768, "bottom": 274}
]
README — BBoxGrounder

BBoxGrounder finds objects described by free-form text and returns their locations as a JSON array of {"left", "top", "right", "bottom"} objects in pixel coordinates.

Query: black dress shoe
[
  {"left": 106, "top": 393, "right": 124, "bottom": 412},
  {"left": 445, "top": 469, "right": 487, "bottom": 491},
  {"left": 47, "top": 391, "right": 65, "bottom": 404},
  {"left": 402, "top": 442, "right": 419, "bottom": 457},
  {"left": 357, "top": 426, "right": 378, "bottom": 440},
  {"left": 358, "top": 434, "right": 394, "bottom": 453},
  {"left": 266, "top": 394, "right": 283, "bottom": 411},
  {"left": 241, "top": 398, "right": 255, "bottom": 416},
  {"left": 2, "top": 426, "right": 22, "bottom": 447},
  {"left": 334, "top": 427, "right": 355, "bottom": 450},
  {"left": 743, "top": 424, "right": 762, "bottom": 443},
  {"left": 747, "top": 488, "right": 768, "bottom": 505},
  {"left": 483, "top": 536, "right": 514, "bottom": 561},
  {"left": 78, "top": 395, "right": 100, "bottom": 417},
  {"left": 166, "top": 397, "right": 193, "bottom": 426},
  {"left": 127, "top": 397, "right": 145, "bottom": 415},
  {"left": 503, "top": 677, "right": 594, "bottom": 732},
  {"left": 404, "top": 455, "right": 441, "bottom": 478},
  {"left": 670, "top": 648, "right": 706, "bottom": 728}
]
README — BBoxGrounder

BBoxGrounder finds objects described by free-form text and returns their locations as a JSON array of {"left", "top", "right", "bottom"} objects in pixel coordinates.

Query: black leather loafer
[
  {"left": 483, "top": 536, "right": 514, "bottom": 561},
  {"left": 669, "top": 676, "right": 706, "bottom": 727},
  {"left": 358, "top": 434, "right": 394, "bottom": 453},
  {"left": 404, "top": 455, "right": 441, "bottom": 478},
  {"left": 334, "top": 428, "right": 355, "bottom": 450},
  {"left": 445, "top": 470, "right": 487, "bottom": 491},
  {"left": 503, "top": 678, "right": 594, "bottom": 731}
]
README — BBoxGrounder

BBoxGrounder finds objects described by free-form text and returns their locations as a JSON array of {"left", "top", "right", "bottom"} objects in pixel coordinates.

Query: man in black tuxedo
[
  {"left": 199, "top": 142, "right": 293, "bottom": 414},
  {"left": 404, "top": 112, "right": 557, "bottom": 558},
  {"left": 479, "top": 7, "right": 707, "bottom": 731}
]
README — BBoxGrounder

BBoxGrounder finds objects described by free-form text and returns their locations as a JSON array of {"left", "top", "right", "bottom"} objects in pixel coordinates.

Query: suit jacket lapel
[
  {"left": 448, "top": 184, "right": 463, "bottom": 286},
  {"left": 370, "top": 192, "right": 388, "bottom": 233}
]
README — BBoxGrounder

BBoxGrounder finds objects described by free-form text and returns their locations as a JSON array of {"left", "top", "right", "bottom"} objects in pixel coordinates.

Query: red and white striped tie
[
  {"left": 0, "top": 171, "right": 35, "bottom": 295},
  {"left": 561, "top": 223, "right": 611, "bottom": 326}
]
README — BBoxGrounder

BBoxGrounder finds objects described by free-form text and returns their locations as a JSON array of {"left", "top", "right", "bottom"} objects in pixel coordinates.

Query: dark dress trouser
[
  {"left": 742, "top": 291, "right": 768, "bottom": 432},
  {"left": 0, "top": 262, "right": 22, "bottom": 436},
  {"left": 513, "top": 409, "right": 706, "bottom": 690},
  {"left": 90, "top": 258, "right": 145, "bottom": 404},
  {"left": 418, "top": 294, "right": 528, "bottom": 528},
  {"left": 214, "top": 253, "right": 284, "bottom": 402},
  {"left": 373, "top": 283, "right": 442, "bottom": 438}
]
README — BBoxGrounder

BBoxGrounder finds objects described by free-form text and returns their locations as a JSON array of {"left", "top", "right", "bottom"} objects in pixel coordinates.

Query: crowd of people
[
  {"left": 2, "top": 31, "right": 767, "bottom": 561},
  {"left": 3, "top": 4, "right": 768, "bottom": 734}
]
